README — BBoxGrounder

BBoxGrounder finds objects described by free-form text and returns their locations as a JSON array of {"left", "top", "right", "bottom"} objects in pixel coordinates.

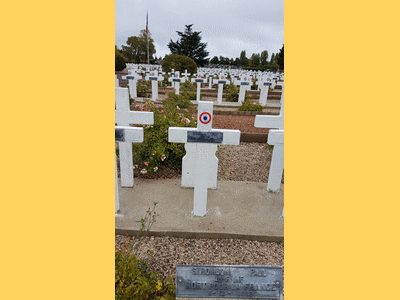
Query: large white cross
[
  {"left": 115, "top": 126, "right": 146, "bottom": 213},
  {"left": 191, "top": 75, "right": 207, "bottom": 102},
  {"left": 145, "top": 71, "right": 163, "bottom": 100},
  {"left": 254, "top": 82, "right": 284, "bottom": 192},
  {"left": 213, "top": 75, "right": 230, "bottom": 104},
  {"left": 122, "top": 70, "right": 140, "bottom": 99},
  {"left": 115, "top": 87, "right": 154, "bottom": 187},
  {"left": 168, "top": 101, "right": 240, "bottom": 216},
  {"left": 236, "top": 76, "right": 252, "bottom": 104}
]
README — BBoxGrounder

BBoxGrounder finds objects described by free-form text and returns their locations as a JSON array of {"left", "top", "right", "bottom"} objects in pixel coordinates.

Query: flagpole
[{"left": 146, "top": 11, "right": 149, "bottom": 65}]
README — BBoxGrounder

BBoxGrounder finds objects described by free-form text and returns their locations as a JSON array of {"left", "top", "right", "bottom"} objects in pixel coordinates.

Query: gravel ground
[
  {"left": 115, "top": 235, "right": 284, "bottom": 299},
  {"left": 116, "top": 114, "right": 284, "bottom": 298}
]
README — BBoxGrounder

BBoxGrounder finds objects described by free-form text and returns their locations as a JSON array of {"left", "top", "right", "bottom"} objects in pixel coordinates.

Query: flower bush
[
  {"left": 238, "top": 91, "right": 263, "bottom": 112},
  {"left": 225, "top": 83, "right": 239, "bottom": 102},
  {"left": 115, "top": 240, "right": 175, "bottom": 300},
  {"left": 130, "top": 93, "right": 196, "bottom": 175}
]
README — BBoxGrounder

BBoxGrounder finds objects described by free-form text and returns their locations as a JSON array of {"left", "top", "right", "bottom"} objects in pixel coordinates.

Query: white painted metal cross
[
  {"left": 168, "top": 71, "right": 185, "bottom": 95},
  {"left": 168, "top": 101, "right": 240, "bottom": 216},
  {"left": 115, "top": 75, "right": 119, "bottom": 87},
  {"left": 236, "top": 76, "right": 252, "bottom": 104},
  {"left": 122, "top": 70, "right": 140, "bottom": 99},
  {"left": 207, "top": 73, "right": 216, "bottom": 89},
  {"left": 182, "top": 69, "right": 191, "bottom": 80},
  {"left": 213, "top": 75, "right": 230, "bottom": 104},
  {"left": 191, "top": 74, "right": 207, "bottom": 102},
  {"left": 256, "top": 77, "right": 272, "bottom": 106},
  {"left": 145, "top": 71, "right": 163, "bottom": 100},
  {"left": 115, "top": 87, "right": 154, "bottom": 187},
  {"left": 115, "top": 126, "right": 146, "bottom": 213},
  {"left": 254, "top": 82, "right": 284, "bottom": 192}
]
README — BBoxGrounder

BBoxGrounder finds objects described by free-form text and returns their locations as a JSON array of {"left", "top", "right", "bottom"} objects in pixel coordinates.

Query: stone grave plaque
[
  {"left": 176, "top": 265, "right": 283, "bottom": 299},
  {"left": 187, "top": 131, "right": 223, "bottom": 143}
]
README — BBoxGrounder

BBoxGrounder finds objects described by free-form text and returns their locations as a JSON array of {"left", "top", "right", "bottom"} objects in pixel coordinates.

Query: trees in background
[
  {"left": 121, "top": 30, "right": 156, "bottom": 63},
  {"left": 168, "top": 24, "right": 209, "bottom": 67}
]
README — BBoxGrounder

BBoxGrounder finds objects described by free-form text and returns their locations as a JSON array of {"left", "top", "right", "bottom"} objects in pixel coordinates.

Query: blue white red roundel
[{"left": 199, "top": 112, "right": 211, "bottom": 124}]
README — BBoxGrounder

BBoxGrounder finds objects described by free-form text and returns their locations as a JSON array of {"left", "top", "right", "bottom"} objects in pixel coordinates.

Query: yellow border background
[{"left": 1, "top": 1, "right": 400, "bottom": 299}]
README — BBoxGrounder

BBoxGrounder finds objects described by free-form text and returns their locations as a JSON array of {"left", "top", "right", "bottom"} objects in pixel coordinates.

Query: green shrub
[
  {"left": 137, "top": 80, "right": 150, "bottom": 98},
  {"left": 180, "top": 81, "right": 198, "bottom": 101},
  {"left": 239, "top": 91, "right": 263, "bottom": 112},
  {"left": 115, "top": 241, "right": 175, "bottom": 300},
  {"left": 225, "top": 83, "right": 239, "bottom": 102},
  {"left": 161, "top": 54, "right": 197, "bottom": 74},
  {"left": 115, "top": 55, "right": 126, "bottom": 71},
  {"left": 131, "top": 95, "right": 196, "bottom": 175}
]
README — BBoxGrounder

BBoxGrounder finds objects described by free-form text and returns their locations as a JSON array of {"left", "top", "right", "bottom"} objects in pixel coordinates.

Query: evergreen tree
[
  {"left": 239, "top": 50, "right": 248, "bottom": 67},
  {"left": 168, "top": 24, "right": 209, "bottom": 67},
  {"left": 260, "top": 50, "right": 268, "bottom": 65},
  {"left": 277, "top": 45, "right": 284, "bottom": 70}
]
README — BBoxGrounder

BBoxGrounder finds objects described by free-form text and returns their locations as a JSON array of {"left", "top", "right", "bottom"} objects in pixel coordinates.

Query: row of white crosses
[
  {"left": 169, "top": 102, "right": 240, "bottom": 216},
  {"left": 254, "top": 82, "right": 284, "bottom": 192}
]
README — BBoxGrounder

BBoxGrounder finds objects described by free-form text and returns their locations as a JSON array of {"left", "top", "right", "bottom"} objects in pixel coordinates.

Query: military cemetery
[{"left": 115, "top": 4, "right": 284, "bottom": 298}]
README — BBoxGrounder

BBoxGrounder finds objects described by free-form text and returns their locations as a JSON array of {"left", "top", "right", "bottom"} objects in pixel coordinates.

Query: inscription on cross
[
  {"left": 168, "top": 102, "right": 240, "bottom": 216},
  {"left": 115, "top": 87, "right": 154, "bottom": 187},
  {"left": 254, "top": 82, "right": 284, "bottom": 192}
]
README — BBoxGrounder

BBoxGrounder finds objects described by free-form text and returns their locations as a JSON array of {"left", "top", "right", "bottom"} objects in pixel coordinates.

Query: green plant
[
  {"left": 136, "top": 202, "right": 159, "bottom": 232},
  {"left": 161, "top": 54, "right": 197, "bottom": 74},
  {"left": 115, "top": 54, "right": 126, "bottom": 71},
  {"left": 131, "top": 95, "right": 196, "bottom": 175},
  {"left": 238, "top": 91, "right": 263, "bottom": 112},
  {"left": 225, "top": 83, "right": 239, "bottom": 102},
  {"left": 137, "top": 80, "right": 149, "bottom": 98},
  {"left": 115, "top": 240, "right": 175, "bottom": 300}
]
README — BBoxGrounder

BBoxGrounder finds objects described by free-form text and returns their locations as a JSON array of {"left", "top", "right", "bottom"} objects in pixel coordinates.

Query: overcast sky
[{"left": 115, "top": 0, "right": 284, "bottom": 61}]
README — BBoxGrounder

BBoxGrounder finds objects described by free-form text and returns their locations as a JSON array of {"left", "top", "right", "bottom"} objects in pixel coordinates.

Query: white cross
[
  {"left": 115, "top": 126, "right": 146, "bottom": 213},
  {"left": 207, "top": 73, "right": 215, "bottom": 89},
  {"left": 182, "top": 69, "right": 191, "bottom": 80},
  {"left": 213, "top": 75, "right": 230, "bottom": 104},
  {"left": 256, "top": 77, "right": 272, "bottom": 106},
  {"left": 191, "top": 74, "right": 207, "bottom": 102},
  {"left": 115, "top": 87, "right": 154, "bottom": 187},
  {"left": 168, "top": 101, "right": 240, "bottom": 216},
  {"left": 254, "top": 82, "right": 284, "bottom": 192},
  {"left": 236, "top": 76, "right": 252, "bottom": 104},
  {"left": 122, "top": 70, "right": 140, "bottom": 99},
  {"left": 168, "top": 72, "right": 185, "bottom": 95},
  {"left": 145, "top": 71, "right": 163, "bottom": 100}
]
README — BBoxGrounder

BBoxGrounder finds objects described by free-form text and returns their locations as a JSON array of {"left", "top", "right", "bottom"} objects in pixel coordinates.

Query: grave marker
[
  {"left": 236, "top": 76, "right": 252, "bottom": 104},
  {"left": 115, "top": 87, "right": 154, "bottom": 187},
  {"left": 115, "top": 126, "right": 146, "bottom": 213},
  {"left": 168, "top": 71, "right": 185, "bottom": 95},
  {"left": 115, "top": 75, "right": 119, "bottom": 87},
  {"left": 257, "top": 77, "right": 272, "bottom": 105},
  {"left": 182, "top": 69, "right": 191, "bottom": 80},
  {"left": 191, "top": 74, "right": 207, "bottom": 102},
  {"left": 122, "top": 70, "right": 139, "bottom": 99},
  {"left": 176, "top": 265, "right": 283, "bottom": 299},
  {"left": 212, "top": 75, "right": 230, "bottom": 104},
  {"left": 168, "top": 102, "right": 240, "bottom": 216},
  {"left": 254, "top": 83, "right": 284, "bottom": 192},
  {"left": 145, "top": 71, "right": 163, "bottom": 100}
]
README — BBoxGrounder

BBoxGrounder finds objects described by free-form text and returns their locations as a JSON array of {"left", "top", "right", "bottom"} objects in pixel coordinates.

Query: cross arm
[
  {"left": 115, "top": 126, "right": 144, "bottom": 143},
  {"left": 115, "top": 111, "right": 154, "bottom": 125},
  {"left": 254, "top": 115, "right": 283, "bottom": 129},
  {"left": 267, "top": 130, "right": 284, "bottom": 145},
  {"left": 168, "top": 127, "right": 240, "bottom": 145}
]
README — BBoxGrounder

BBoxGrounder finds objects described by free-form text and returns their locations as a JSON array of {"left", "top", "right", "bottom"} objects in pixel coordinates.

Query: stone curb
[{"left": 115, "top": 228, "right": 283, "bottom": 242}]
